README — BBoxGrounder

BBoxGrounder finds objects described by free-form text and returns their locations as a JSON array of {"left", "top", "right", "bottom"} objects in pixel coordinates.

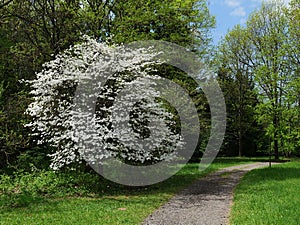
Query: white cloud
[
  {"left": 283, "top": 0, "right": 291, "bottom": 4},
  {"left": 223, "top": 0, "right": 247, "bottom": 18},
  {"left": 251, "top": 0, "right": 291, "bottom": 5},
  {"left": 224, "top": 0, "right": 241, "bottom": 7},
  {"left": 230, "top": 6, "right": 246, "bottom": 16}
]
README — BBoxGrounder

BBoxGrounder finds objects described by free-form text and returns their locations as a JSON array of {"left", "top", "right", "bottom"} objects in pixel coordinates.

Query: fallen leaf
[{"left": 118, "top": 208, "right": 127, "bottom": 211}]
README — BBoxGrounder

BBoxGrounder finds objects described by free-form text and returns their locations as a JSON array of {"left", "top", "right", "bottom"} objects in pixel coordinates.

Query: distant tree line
[{"left": 217, "top": 0, "right": 300, "bottom": 159}]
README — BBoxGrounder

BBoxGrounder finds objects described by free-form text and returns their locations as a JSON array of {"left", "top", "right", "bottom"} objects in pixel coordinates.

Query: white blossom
[{"left": 25, "top": 36, "right": 184, "bottom": 170}]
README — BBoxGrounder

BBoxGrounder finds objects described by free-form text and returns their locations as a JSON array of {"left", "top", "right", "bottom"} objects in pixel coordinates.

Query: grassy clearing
[
  {"left": 0, "top": 157, "right": 267, "bottom": 224},
  {"left": 230, "top": 160, "right": 300, "bottom": 225}
]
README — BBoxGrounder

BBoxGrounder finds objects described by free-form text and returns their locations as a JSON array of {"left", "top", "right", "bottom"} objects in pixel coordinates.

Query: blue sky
[{"left": 208, "top": 0, "right": 291, "bottom": 44}]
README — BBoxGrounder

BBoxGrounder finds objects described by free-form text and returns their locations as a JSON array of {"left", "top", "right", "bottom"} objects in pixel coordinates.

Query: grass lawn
[
  {"left": 0, "top": 157, "right": 269, "bottom": 225},
  {"left": 230, "top": 160, "right": 300, "bottom": 225}
]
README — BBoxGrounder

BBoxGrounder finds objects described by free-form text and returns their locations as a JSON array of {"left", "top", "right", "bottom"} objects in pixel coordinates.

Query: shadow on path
[{"left": 142, "top": 162, "right": 274, "bottom": 225}]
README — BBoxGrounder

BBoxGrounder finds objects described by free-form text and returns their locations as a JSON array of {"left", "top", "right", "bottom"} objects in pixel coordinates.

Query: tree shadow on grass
[
  {"left": 243, "top": 165, "right": 300, "bottom": 183},
  {"left": 213, "top": 157, "right": 277, "bottom": 164},
  {"left": 2, "top": 159, "right": 293, "bottom": 212},
  {"left": 0, "top": 193, "right": 49, "bottom": 212}
]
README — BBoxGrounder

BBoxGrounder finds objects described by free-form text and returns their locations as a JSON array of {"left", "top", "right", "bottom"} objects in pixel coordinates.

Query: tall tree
[
  {"left": 109, "top": 0, "right": 214, "bottom": 54},
  {"left": 283, "top": 0, "right": 300, "bottom": 155},
  {"left": 218, "top": 0, "right": 300, "bottom": 159},
  {"left": 0, "top": 0, "right": 215, "bottom": 170},
  {"left": 246, "top": 1, "right": 293, "bottom": 160},
  {"left": 217, "top": 25, "right": 260, "bottom": 157}
]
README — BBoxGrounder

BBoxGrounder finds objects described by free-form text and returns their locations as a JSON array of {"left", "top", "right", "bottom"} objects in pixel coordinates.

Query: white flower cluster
[{"left": 25, "top": 36, "right": 183, "bottom": 170}]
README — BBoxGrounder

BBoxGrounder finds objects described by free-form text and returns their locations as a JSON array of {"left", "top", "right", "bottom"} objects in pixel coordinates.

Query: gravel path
[{"left": 142, "top": 162, "right": 272, "bottom": 225}]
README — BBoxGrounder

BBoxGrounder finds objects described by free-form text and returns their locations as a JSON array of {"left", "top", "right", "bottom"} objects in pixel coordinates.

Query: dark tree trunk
[
  {"left": 273, "top": 115, "right": 279, "bottom": 160},
  {"left": 238, "top": 129, "right": 242, "bottom": 157}
]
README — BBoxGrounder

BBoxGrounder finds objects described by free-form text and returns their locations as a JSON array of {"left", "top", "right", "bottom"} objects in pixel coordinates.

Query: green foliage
[
  {"left": 217, "top": 0, "right": 300, "bottom": 158},
  {"left": 0, "top": 168, "right": 101, "bottom": 208},
  {"left": 109, "top": 0, "right": 215, "bottom": 54},
  {"left": 216, "top": 25, "right": 263, "bottom": 157},
  {"left": 247, "top": 1, "right": 299, "bottom": 158},
  {"left": 0, "top": 158, "right": 262, "bottom": 224},
  {"left": 0, "top": 0, "right": 215, "bottom": 171}
]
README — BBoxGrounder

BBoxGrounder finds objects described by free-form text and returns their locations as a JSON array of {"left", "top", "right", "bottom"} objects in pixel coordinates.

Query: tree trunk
[
  {"left": 238, "top": 130, "right": 242, "bottom": 157},
  {"left": 274, "top": 137, "right": 279, "bottom": 160},
  {"left": 238, "top": 70, "right": 243, "bottom": 157},
  {"left": 273, "top": 115, "right": 279, "bottom": 160}
]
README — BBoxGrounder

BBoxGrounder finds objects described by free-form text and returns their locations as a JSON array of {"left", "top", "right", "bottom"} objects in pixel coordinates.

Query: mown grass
[
  {"left": 230, "top": 160, "right": 300, "bottom": 225},
  {"left": 0, "top": 157, "right": 268, "bottom": 224}
]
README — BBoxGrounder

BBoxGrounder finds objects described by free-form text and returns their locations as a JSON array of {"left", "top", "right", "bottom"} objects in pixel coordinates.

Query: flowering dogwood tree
[{"left": 24, "top": 36, "right": 183, "bottom": 170}]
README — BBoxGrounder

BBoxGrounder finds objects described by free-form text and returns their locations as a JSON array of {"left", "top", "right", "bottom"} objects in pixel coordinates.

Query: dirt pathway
[{"left": 142, "top": 162, "right": 272, "bottom": 225}]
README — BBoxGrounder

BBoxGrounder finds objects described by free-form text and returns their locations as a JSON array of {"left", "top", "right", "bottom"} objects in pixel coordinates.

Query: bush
[{"left": 0, "top": 168, "right": 101, "bottom": 208}]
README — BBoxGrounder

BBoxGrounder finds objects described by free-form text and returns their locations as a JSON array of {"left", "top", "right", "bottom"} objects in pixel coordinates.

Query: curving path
[{"left": 142, "top": 162, "right": 273, "bottom": 225}]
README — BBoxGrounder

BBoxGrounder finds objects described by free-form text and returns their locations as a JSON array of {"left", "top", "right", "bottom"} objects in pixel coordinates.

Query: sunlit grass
[
  {"left": 230, "top": 160, "right": 300, "bottom": 225},
  {"left": 0, "top": 157, "right": 269, "bottom": 225}
]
